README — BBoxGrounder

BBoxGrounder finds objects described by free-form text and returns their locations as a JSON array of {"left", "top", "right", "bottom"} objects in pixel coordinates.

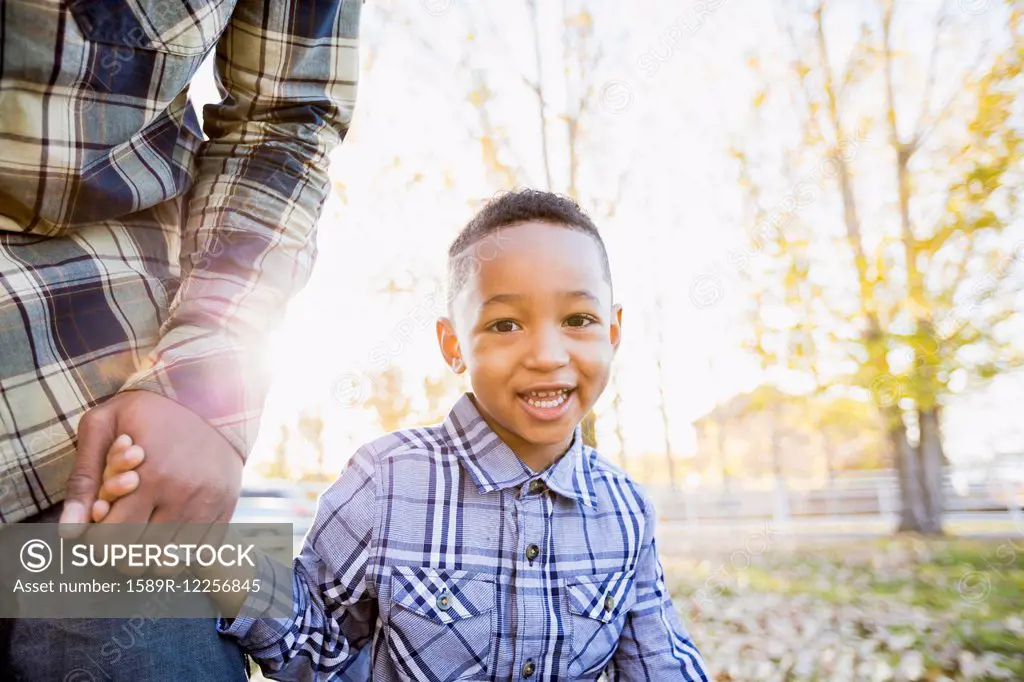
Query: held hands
[
  {"left": 60, "top": 391, "right": 244, "bottom": 538},
  {"left": 88, "top": 431, "right": 256, "bottom": 617}
]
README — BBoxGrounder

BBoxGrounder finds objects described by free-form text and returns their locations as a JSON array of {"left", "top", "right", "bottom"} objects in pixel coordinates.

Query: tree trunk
[
  {"left": 273, "top": 424, "right": 290, "bottom": 479},
  {"left": 822, "top": 431, "right": 835, "bottom": 488},
  {"left": 715, "top": 416, "right": 730, "bottom": 491},
  {"left": 769, "top": 407, "right": 783, "bottom": 478},
  {"left": 891, "top": 418, "right": 927, "bottom": 533},
  {"left": 610, "top": 372, "right": 628, "bottom": 471},
  {"left": 525, "top": 0, "right": 553, "bottom": 191},
  {"left": 658, "top": 384, "right": 677, "bottom": 490},
  {"left": 917, "top": 407, "right": 946, "bottom": 535},
  {"left": 652, "top": 295, "right": 677, "bottom": 489},
  {"left": 581, "top": 412, "right": 598, "bottom": 449}
]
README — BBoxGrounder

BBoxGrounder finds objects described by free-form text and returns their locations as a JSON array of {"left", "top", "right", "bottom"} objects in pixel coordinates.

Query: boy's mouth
[{"left": 517, "top": 387, "right": 575, "bottom": 421}]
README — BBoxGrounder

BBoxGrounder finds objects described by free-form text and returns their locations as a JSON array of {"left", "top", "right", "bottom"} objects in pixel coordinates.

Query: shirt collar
[{"left": 442, "top": 393, "right": 598, "bottom": 507}]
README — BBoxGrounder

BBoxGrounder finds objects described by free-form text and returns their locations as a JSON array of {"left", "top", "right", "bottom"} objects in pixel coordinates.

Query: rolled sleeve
[{"left": 119, "top": 0, "right": 361, "bottom": 457}]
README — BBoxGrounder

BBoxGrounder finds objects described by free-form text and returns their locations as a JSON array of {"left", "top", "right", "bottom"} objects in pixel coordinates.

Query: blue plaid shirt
[{"left": 221, "top": 393, "right": 709, "bottom": 681}]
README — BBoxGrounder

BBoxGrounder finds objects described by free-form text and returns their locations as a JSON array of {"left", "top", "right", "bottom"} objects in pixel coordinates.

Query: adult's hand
[{"left": 59, "top": 390, "right": 243, "bottom": 536}]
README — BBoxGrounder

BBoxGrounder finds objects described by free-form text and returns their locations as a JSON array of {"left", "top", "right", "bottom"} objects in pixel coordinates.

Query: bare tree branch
[
  {"left": 913, "top": 44, "right": 992, "bottom": 151},
  {"left": 911, "top": 0, "right": 952, "bottom": 144},
  {"left": 526, "top": 0, "right": 554, "bottom": 190}
]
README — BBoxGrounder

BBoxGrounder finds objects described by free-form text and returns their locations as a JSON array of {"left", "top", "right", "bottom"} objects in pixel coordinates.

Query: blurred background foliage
[{"left": 231, "top": 1, "right": 1024, "bottom": 679}]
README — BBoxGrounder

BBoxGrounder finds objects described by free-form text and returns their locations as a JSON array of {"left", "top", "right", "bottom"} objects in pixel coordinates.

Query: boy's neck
[
  {"left": 468, "top": 394, "right": 577, "bottom": 473},
  {"left": 516, "top": 442, "right": 571, "bottom": 473}
]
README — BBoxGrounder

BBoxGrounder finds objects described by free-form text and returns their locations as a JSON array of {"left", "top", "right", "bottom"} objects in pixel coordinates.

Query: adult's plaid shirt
[
  {"left": 0, "top": 0, "right": 360, "bottom": 523},
  {"left": 221, "top": 393, "right": 710, "bottom": 681}
]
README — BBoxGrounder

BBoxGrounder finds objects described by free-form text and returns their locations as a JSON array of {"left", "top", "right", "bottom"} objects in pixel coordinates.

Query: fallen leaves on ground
[{"left": 664, "top": 536, "right": 1024, "bottom": 681}]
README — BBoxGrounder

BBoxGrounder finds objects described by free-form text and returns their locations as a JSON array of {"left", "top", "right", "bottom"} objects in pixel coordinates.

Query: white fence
[
  {"left": 258, "top": 468, "right": 1023, "bottom": 533},
  {"left": 645, "top": 469, "right": 1023, "bottom": 527}
]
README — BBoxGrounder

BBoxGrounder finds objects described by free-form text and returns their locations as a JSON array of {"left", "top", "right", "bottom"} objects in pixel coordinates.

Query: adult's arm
[
  {"left": 61, "top": 0, "right": 362, "bottom": 530},
  {"left": 119, "top": 0, "right": 361, "bottom": 456}
]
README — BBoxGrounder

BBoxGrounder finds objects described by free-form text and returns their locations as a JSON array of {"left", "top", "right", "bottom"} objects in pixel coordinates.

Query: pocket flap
[
  {"left": 566, "top": 571, "right": 637, "bottom": 623},
  {"left": 391, "top": 567, "right": 495, "bottom": 625},
  {"left": 68, "top": 0, "right": 230, "bottom": 56}
]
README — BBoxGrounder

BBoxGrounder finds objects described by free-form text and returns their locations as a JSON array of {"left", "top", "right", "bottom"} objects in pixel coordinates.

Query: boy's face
[{"left": 438, "top": 221, "right": 622, "bottom": 460}]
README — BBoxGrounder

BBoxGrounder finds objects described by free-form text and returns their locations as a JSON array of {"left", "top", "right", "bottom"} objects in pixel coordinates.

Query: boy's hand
[{"left": 90, "top": 434, "right": 145, "bottom": 523}]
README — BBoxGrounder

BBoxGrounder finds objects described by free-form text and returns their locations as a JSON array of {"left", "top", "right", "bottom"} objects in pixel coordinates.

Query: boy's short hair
[{"left": 446, "top": 189, "right": 612, "bottom": 309}]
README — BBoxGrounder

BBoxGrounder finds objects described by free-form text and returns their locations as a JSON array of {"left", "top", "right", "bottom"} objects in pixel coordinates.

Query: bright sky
[{"left": 188, "top": 0, "right": 1024, "bottom": 477}]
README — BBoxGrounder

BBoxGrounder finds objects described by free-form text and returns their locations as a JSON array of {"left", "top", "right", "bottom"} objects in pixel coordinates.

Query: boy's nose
[{"left": 522, "top": 326, "right": 570, "bottom": 370}]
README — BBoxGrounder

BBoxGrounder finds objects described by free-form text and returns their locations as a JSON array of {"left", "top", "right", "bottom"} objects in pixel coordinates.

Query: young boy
[{"left": 95, "top": 189, "right": 710, "bottom": 681}]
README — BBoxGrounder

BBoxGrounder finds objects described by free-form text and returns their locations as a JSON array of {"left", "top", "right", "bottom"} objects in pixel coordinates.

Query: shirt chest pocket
[
  {"left": 68, "top": 0, "right": 234, "bottom": 57},
  {"left": 566, "top": 570, "right": 638, "bottom": 677},
  {"left": 388, "top": 567, "right": 496, "bottom": 682}
]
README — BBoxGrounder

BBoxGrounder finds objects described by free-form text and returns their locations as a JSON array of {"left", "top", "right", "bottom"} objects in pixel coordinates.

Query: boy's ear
[
  {"left": 610, "top": 304, "right": 623, "bottom": 353},
  {"left": 436, "top": 317, "right": 465, "bottom": 373}
]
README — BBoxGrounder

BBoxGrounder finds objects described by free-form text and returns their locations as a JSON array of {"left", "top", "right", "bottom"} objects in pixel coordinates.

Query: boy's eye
[
  {"left": 565, "top": 314, "right": 598, "bottom": 328},
  {"left": 488, "top": 319, "right": 521, "bottom": 333}
]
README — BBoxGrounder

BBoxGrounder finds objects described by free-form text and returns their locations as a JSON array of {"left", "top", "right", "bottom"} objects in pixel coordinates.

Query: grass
[{"left": 664, "top": 536, "right": 1024, "bottom": 680}]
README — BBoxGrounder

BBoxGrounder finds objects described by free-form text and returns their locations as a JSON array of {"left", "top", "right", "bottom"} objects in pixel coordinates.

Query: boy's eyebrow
[
  {"left": 479, "top": 290, "right": 601, "bottom": 308},
  {"left": 564, "top": 289, "right": 602, "bottom": 304}
]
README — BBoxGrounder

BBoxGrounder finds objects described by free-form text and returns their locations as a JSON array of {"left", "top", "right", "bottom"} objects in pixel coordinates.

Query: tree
[
  {"left": 693, "top": 385, "right": 888, "bottom": 480},
  {"left": 456, "top": 1, "right": 627, "bottom": 449},
  {"left": 254, "top": 423, "right": 292, "bottom": 479},
  {"left": 369, "top": 1, "right": 643, "bottom": 453},
  {"left": 652, "top": 292, "right": 679, "bottom": 488},
  {"left": 364, "top": 364, "right": 415, "bottom": 435},
  {"left": 607, "top": 364, "right": 629, "bottom": 471},
  {"left": 422, "top": 369, "right": 466, "bottom": 424},
  {"left": 733, "top": 0, "right": 1024, "bottom": 534},
  {"left": 296, "top": 409, "right": 328, "bottom": 481}
]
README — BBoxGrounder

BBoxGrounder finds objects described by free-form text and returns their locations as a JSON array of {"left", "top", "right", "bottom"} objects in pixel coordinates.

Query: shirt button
[
  {"left": 604, "top": 595, "right": 615, "bottom": 612},
  {"left": 525, "top": 544, "right": 540, "bottom": 561},
  {"left": 521, "top": 659, "right": 536, "bottom": 678},
  {"left": 436, "top": 588, "right": 452, "bottom": 611},
  {"left": 529, "top": 479, "right": 546, "bottom": 494}
]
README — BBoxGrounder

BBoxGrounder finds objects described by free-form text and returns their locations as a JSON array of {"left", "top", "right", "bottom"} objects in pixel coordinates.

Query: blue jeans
[{"left": 2, "top": 504, "right": 249, "bottom": 682}]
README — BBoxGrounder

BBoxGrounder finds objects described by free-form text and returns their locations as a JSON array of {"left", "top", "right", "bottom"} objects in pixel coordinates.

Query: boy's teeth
[
  {"left": 524, "top": 388, "right": 570, "bottom": 408},
  {"left": 528, "top": 389, "right": 566, "bottom": 397}
]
